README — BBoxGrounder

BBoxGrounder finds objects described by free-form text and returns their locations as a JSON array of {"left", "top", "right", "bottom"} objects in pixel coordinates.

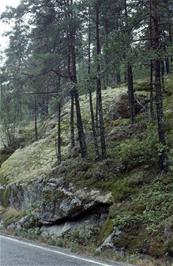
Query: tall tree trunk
[
  {"left": 161, "top": 61, "right": 165, "bottom": 91},
  {"left": 73, "top": 88, "right": 88, "bottom": 158},
  {"left": 95, "top": 95, "right": 99, "bottom": 135},
  {"left": 96, "top": 1, "right": 107, "bottom": 160},
  {"left": 56, "top": 102, "right": 61, "bottom": 164},
  {"left": 127, "top": 63, "right": 135, "bottom": 124},
  {"left": 88, "top": 3, "right": 100, "bottom": 160},
  {"left": 150, "top": 0, "right": 168, "bottom": 172},
  {"left": 150, "top": 60, "right": 155, "bottom": 120},
  {"left": 68, "top": 0, "right": 88, "bottom": 159},
  {"left": 149, "top": 2, "right": 155, "bottom": 121},
  {"left": 88, "top": 89, "right": 100, "bottom": 160},
  {"left": 124, "top": 0, "right": 136, "bottom": 124},
  {"left": 165, "top": 57, "right": 170, "bottom": 74},
  {"left": 34, "top": 95, "right": 38, "bottom": 141},
  {"left": 70, "top": 92, "right": 75, "bottom": 149},
  {"left": 66, "top": 28, "right": 75, "bottom": 150},
  {"left": 168, "top": 5, "right": 173, "bottom": 64},
  {"left": 45, "top": 85, "right": 49, "bottom": 116},
  {"left": 88, "top": 3, "right": 91, "bottom": 76},
  {"left": 56, "top": 74, "right": 62, "bottom": 164},
  {"left": 104, "top": 15, "right": 109, "bottom": 88}
]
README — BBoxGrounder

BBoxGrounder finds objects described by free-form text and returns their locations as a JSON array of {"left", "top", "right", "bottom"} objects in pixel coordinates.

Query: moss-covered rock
[
  {"left": 1, "top": 187, "right": 11, "bottom": 208},
  {"left": 98, "top": 218, "right": 114, "bottom": 244},
  {"left": 2, "top": 208, "right": 24, "bottom": 228}
]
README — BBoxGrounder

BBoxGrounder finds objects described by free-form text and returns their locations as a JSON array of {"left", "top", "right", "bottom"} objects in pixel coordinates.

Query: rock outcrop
[
  {"left": 0, "top": 176, "right": 113, "bottom": 226},
  {"left": 108, "top": 93, "right": 148, "bottom": 121}
]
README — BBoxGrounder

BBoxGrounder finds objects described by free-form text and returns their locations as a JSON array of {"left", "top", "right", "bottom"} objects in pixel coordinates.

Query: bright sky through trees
[{"left": 0, "top": 0, "right": 21, "bottom": 51}]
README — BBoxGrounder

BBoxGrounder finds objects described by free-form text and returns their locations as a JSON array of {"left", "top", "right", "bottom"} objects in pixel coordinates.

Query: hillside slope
[{"left": 0, "top": 78, "right": 173, "bottom": 266}]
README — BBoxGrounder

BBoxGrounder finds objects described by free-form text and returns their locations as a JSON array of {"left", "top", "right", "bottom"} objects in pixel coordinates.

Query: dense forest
[{"left": 0, "top": 0, "right": 173, "bottom": 265}]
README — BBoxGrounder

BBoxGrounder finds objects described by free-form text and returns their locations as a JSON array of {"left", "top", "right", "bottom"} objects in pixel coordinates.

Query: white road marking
[{"left": 0, "top": 235, "right": 114, "bottom": 266}]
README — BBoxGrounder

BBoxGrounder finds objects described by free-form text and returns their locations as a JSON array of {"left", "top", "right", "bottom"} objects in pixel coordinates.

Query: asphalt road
[{"left": 0, "top": 235, "right": 127, "bottom": 266}]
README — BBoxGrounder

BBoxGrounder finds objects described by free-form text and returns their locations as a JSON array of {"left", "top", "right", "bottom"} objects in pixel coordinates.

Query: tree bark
[
  {"left": 66, "top": 0, "right": 88, "bottom": 158},
  {"left": 150, "top": 60, "right": 155, "bottom": 120},
  {"left": 96, "top": 0, "right": 107, "bottom": 160},
  {"left": 127, "top": 63, "right": 135, "bottom": 124},
  {"left": 56, "top": 102, "right": 62, "bottom": 164},
  {"left": 150, "top": 0, "right": 168, "bottom": 172},
  {"left": 88, "top": 89, "right": 100, "bottom": 160},
  {"left": 103, "top": 14, "right": 109, "bottom": 88},
  {"left": 165, "top": 58, "right": 170, "bottom": 74},
  {"left": 124, "top": 0, "right": 136, "bottom": 124},
  {"left": 34, "top": 95, "right": 38, "bottom": 141},
  {"left": 70, "top": 24, "right": 88, "bottom": 157},
  {"left": 161, "top": 61, "right": 165, "bottom": 90},
  {"left": 88, "top": 3, "right": 100, "bottom": 160},
  {"left": 70, "top": 92, "right": 75, "bottom": 149}
]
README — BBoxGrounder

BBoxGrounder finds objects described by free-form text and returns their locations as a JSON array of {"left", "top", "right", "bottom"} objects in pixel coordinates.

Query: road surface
[{"left": 0, "top": 235, "right": 129, "bottom": 266}]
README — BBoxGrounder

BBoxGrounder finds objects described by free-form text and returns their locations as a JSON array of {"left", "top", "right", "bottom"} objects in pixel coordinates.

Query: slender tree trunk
[
  {"left": 168, "top": 8, "right": 173, "bottom": 64},
  {"left": 165, "top": 58, "right": 170, "bottom": 74},
  {"left": 73, "top": 88, "right": 88, "bottom": 158},
  {"left": 46, "top": 85, "right": 49, "bottom": 115},
  {"left": 88, "top": 3, "right": 100, "bottom": 160},
  {"left": 88, "top": 89, "right": 100, "bottom": 160},
  {"left": 57, "top": 102, "right": 61, "bottom": 164},
  {"left": 150, "top": 0, "right": 168, "bottom": 172},
  {"left": 96, "top": 1, "right": 107, "bottom": 160},
  {"left": 34, "top": 95, "right": 38, "bottom": 141},
  {"left": 127, "top": 63, "right": 135, "bottom": 124},
  {"left": 68, "top": 0, "right": 88, "bottom": 159},
  {"left": 124, "top": 71, "right": 127, "bottom": 83},
  {"left": 150, "top": 60, "right": 155, "bottom": 120},
  {"left": 66, "top": 27, "right": 75, "bottom": 150},
  {"left": 149, "top": 2, "right": 155, "bottom": 121},
  {"left": 56, "top": 74, "right": 62, "bottom": 164},
  {"left": 70, "top": 92, "right": 75, "bottom": 149},
  {"left": 124, "top": 0, "right": 135, "bottom": 124},
  {"left": 95, "top": 94, "right": 99, "bottom": 135},
  {"left": 88, "top": 3, "right": 91, "bottom": 76},
  {"left": 104, "top": 15, "right": 109, "bottom": 88},
  {"left": 161, "top": 61, "right": 165, "bottom": 91}
]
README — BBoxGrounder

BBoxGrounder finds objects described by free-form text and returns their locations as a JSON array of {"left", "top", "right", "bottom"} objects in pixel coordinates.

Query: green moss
[
  {"left": 0, "top": 173, "right": 8, "bottom": 185},
  {"left": 0, "top": 206, "right": 6, "bottom": 219},
  {"left": 0, "top": 154, "right": 10, "bottom": 167},
  {"left": 18, "top": 126, "right": 35, "bottom": 146},
  {"left": 165, "top": 73, "right": 173, "bottom": 95},
  {"left": 113, "top": 228, "right": 149, "bottom": 253},
  {"left": 98, "top": 218, "right": 113, "bottom": 244},
  {"left": 2, "top": 187, "right": 11, "bottom": 208},
  {"left": 106, "top": 172, "right": 173, "bottom": 257},
  {"left": 3, "top": 208, "right": 24, "bottom": 227},
  {"left": 117, "top": 135, "right": 158, "bottom": 169},
  {"left": 112, "top": 180, "right": 138, "bottom": 202},
  {"left": 134, "top": 80, "right": 151, "bottom": 92}
]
